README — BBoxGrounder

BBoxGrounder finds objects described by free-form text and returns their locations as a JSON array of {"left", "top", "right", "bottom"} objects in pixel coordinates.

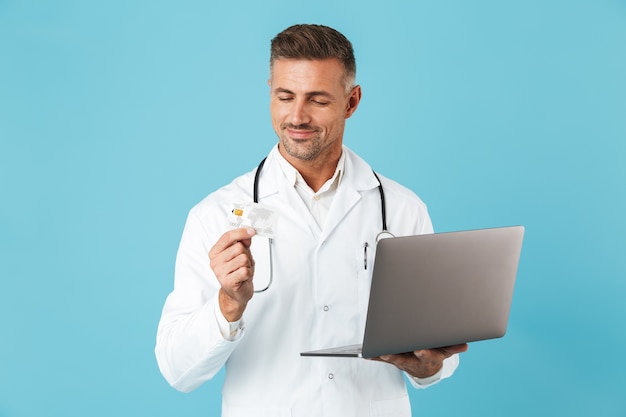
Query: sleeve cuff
[
  {"left": 410, "top": 367, "right": 443, "bottom": 386},
  {"left": 214, "top": 301, "right": 245, "bottom": 341}
]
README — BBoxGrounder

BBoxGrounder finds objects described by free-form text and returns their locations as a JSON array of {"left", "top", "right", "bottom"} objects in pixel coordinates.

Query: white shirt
[
  {"left": 277, "top": 148, "right": 345, "bottom": 228},
  {"left": 155, "top": 145, "right": 459, "bottom": 417}
]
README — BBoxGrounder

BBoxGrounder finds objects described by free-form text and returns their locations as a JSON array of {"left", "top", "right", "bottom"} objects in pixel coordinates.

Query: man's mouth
[
  {"left": 287, "top": 129, "right": 315, "bottom": 139},
  {"left": 284, "top": 125, "right": 319, "bottom": 140}
]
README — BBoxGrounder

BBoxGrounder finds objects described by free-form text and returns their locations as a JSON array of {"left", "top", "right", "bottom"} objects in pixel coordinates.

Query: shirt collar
[{"left": 276, "top": 147, "right": 346, "bottom": 192}]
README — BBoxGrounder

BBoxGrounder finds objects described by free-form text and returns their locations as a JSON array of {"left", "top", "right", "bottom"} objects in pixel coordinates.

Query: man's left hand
[{"left": 373, "top": 344, "right": 468, "bottom": 379}]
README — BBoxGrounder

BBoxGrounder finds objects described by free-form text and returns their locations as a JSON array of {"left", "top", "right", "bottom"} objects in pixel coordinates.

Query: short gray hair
[{"left": 270, "top": 24, "right": 356, "bottom": 94}]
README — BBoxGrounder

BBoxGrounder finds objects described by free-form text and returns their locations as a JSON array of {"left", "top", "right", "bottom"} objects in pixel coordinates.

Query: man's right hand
[{"left": 208, "top": 227, "right": 256, "bottom": 322}]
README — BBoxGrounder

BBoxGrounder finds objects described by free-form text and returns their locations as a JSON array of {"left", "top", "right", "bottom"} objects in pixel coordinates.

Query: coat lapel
[
  {"left": 258, "top": 146, "right": 382, "bottom": 242},
  {"left": 320, "top": 148, "right": 380, "bottom": 242}
]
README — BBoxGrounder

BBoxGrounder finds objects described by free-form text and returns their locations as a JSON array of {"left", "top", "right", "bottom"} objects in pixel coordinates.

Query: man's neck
[{"left": 278, "top": 146, "right": 342, "bottom": 192}]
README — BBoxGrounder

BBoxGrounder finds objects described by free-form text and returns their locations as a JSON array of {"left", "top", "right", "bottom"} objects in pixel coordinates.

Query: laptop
[{"left": 300, "top": 226, "right": 525, "bottom": 359}]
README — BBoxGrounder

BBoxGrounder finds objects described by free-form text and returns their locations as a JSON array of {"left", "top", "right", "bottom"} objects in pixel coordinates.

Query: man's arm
[{"left": 155, "top": 209, "right": 256, "bottom": 392}]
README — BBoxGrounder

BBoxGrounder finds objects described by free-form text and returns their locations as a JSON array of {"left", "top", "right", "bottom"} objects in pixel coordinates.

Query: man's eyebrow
[
  {"left": 273, "top": 87, "right": 294, "bottom": 95},
  {"left": 273, "top": 87, "right": 335, "bottom": 99}
]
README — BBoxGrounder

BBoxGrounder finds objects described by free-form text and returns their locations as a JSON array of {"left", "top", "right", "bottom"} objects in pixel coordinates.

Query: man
[{"left": 156, "top": 24, "right": 467, "bottom": 416}]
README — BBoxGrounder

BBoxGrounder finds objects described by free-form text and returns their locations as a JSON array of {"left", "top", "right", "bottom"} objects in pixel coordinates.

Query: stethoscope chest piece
[{"left": 375, "top": 231, "right": 395, "bottom": 242}]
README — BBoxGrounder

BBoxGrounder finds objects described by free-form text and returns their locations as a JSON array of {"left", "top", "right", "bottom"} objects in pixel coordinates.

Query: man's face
[{"left": 269, "top": 58, "right": 361, "bottom": 166}]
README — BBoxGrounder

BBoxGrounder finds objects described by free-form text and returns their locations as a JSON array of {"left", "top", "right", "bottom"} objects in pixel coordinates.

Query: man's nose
[{"left": 290, "top": 100, "right": 310, "bottom": 126}]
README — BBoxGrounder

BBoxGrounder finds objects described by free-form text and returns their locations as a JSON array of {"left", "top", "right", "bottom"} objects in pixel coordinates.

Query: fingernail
[
  {"left": 380, "top": 355, "right": 390, "bottom": 361},
  {"left": 247, "top": 228, "right": 256, "bottom": 235}
]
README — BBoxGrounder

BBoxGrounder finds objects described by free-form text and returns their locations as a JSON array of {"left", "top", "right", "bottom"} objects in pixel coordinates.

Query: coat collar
[
  {"left": 255, "top": 144, "right": 380, "bottom": 200},
  {"left": 255, "top": 144, "right": 381, "bottom": 240}
]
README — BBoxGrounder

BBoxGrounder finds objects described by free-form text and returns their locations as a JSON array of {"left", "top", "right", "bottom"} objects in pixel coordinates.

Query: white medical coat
[{"left": 155, "top": 145, "right": 459, "bottom": 417}]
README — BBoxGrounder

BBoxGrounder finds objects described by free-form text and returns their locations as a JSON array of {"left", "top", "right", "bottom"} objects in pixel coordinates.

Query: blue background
[{"left": 1, "top": 1, "right": 625, "bottom": 416}]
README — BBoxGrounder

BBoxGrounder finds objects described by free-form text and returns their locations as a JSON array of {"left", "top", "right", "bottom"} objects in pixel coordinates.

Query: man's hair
[{"left": 270, "top": 24, "right": 356, "bottom": 94}]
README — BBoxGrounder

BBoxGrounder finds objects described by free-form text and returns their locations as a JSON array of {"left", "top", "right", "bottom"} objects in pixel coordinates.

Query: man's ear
[{"left": 345, "top": 85, "right": 362, "bottom": 119}]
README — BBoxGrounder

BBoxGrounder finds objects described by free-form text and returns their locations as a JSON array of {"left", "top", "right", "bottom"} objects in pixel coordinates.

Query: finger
[
  {"left": 213, "top": 249, "right": 255, "bottom": 282},
  {"left": 435, "top": 343, "right": 469, "bottom": 356},
  {"left": 209, "top": 228, "right": 256, "bottom": 258},
  {"left": 229, "top": 251, "right": 255, "bottom": 276},
  {"left": 413, "top": 343, "right": 468, "bottom": 361},
  {"left": 218, "top": 257, "right": 255, "bottom": 298},
  {"left": 375, "top": 352, "right": 413, "bottom": 365},
  {"left": 222, "top": 242, "right": 255, "bottom": 266},
  {"left": 209, "top": 241, "right": 255, "bottom": 291},
  {"left": 373, "top": 353, "right": 423, "bottom": 375}
]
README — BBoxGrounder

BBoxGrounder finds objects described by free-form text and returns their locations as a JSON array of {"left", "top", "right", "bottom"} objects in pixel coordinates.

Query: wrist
[
  {"left": 411, "top": 366, "right": 443, "bottom": 386},
  {"left": 411, "top": 362, "right": 443, "bottom": 379},
  {"left": 219, "top": 289, "right": 247, "bottom": 322}
]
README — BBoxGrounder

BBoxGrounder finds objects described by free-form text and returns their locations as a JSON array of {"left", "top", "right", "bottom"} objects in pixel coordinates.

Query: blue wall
[{"left": 1, "top": 1, "right": 624, "bottom": 416}]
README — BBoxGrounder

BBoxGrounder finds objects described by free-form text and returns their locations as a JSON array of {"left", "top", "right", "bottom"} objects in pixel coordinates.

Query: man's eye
[
  {"left": 277, "top": 96, "right": 293, "bottom": 102},
  {"left": 312, "top": 100, "right": 329, "bottom": 106}
]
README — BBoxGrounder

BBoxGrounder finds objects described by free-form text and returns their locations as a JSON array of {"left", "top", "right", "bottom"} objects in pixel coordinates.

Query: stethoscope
[{"left": 252, "top": 157, "right": 393, "bottom": 292}]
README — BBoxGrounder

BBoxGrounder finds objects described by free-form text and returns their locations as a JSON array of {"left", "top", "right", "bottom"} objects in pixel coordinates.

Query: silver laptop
[{"left": 300, "top": 226, "right": 525, "bottom": 358}]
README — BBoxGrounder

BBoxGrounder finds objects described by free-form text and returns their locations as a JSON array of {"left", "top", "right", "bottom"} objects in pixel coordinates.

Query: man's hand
[
  {"left": 373, "top": 344, "right": 468, "bottom": 379},
  {"left": 208, "top": 227, "right": 256, "bottom": 322}
]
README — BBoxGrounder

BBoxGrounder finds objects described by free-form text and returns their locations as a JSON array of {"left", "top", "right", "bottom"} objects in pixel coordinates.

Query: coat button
[
  {"left": 323, "top": 305, "right": 329, "bottom": 311},
  {"left": 328, "top": 373, "right": 334, "bottom": 379}
]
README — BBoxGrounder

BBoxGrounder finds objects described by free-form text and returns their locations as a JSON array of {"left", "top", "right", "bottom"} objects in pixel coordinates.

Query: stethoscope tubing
[{"left": 251, "top": 156, "right": 391, "bottom": 292}]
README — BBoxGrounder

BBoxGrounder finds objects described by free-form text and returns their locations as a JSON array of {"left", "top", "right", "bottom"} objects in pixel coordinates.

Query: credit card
[{"left": 227, "top": 202, "right": 278, "bottom": 238}]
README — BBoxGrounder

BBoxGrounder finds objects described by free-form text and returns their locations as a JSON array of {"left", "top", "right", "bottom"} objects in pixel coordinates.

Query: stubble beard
[
  {"left": 278, "top": 125, "right": 326, "bottom": 162},
  {"left": 280, "top": 136, "right": 321, "bottom": 162}
]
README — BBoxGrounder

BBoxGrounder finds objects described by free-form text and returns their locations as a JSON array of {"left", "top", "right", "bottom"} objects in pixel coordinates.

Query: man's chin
[{"left": 280, "top": 140, "right": 317, "bottom": 162}]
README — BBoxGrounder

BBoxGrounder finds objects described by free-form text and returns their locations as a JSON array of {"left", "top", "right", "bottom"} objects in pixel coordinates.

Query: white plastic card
[{"left": 227, "top": 202, "right": 279, "bottom": 238}]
